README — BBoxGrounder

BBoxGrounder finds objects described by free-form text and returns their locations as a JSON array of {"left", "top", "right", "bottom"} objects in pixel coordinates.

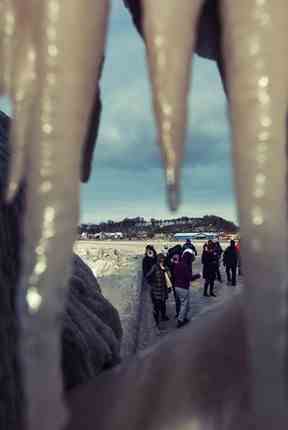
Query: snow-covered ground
[
  {"left": 74, "top": 239, "right": 225, "bottom": 278},
  {"left": 74, "top": 241, "right": 160, "bottom": 356},
  {"left": 74, "top": 243, "right": 138, "bottom": 278},
  {"left": 74, "top": 240, "right": 243, "bottom": 355}
]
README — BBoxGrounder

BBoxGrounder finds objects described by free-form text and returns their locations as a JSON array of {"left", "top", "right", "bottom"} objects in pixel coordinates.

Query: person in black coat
[
  {"left": 201, "top": 241, "right": 218, "bottom": 297},
  {"left": 182, "top": 239, "right": 197, "bottom": 256},
  {"left": 223, "top": 240, "right": 239, "bottom": 286},
  {"left": 142, "top": 245, "right": 157, "bottom": 279},
  {"left": 165, "top": 244, "right": 182, "bottom": 269},
  {"left": 214, "top": 240, "right": 223, "bottom": 283},
  {"left": 166, "top": 246, "right": 182, "bottom": 318},
  {"left": 145, "top": 254, "right": 170, "bottom": 326}
]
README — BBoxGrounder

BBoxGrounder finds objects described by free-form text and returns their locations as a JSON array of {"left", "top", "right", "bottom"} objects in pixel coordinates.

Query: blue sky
[{"left": 1, "top": 2, "right": 238, "bottom": 224}]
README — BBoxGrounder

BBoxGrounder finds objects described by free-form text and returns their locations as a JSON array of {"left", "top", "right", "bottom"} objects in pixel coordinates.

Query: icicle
[
  {"left": 142, "top": 0, "right": 204, "bottom": 210},
  {"left": 221, "top": 0, "right": 288, "bottom": 424},
  {"left": 8, "top": 1, "right": 111, "bottom": 430}
]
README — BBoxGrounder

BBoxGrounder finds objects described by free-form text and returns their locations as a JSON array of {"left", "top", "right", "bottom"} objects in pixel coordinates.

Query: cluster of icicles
[{"left": 0, "top": 0, "right": 288, "bottom": 429}]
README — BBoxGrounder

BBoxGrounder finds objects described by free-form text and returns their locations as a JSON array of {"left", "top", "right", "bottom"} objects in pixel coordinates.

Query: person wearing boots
[
  {"left": 223, "top": 240, "right": 239, "bottom": 286},
  {"left": 201, "top": 241, "right": 218, "bottom": 297}
]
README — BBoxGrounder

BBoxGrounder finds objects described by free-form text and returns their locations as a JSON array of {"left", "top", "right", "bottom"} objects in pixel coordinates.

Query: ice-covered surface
[
  {"left": 74, "top": 240, "right": 244, "bottom": 355},
  {"left": 75, "top": 245, "right": 133, "bottom": 278},
  {"left": 74, "top": 241, "right": 160, "bottom": 356}
]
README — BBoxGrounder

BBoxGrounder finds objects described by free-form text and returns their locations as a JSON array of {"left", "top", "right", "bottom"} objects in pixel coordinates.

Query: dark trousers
[
  {"left": 226, "top": 265, "right": 237, "bottom": 286},
  {"left": 151, "top": 297, "right": 166, "bottom": 325},
  {"left": 204, "top": 277, "right": 215, "bottom": 295},
  {"left": 238, "top": 258, "right": 242, "bottom": 276},
  {"left": 216, "top": 264, "right": 222, "bottom": 282},
  {"left": 172, "top": 287, "right": 181, "bottom": 317}
]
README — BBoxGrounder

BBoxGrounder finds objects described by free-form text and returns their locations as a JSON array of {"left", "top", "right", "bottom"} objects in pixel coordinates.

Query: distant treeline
[{"left": 79, "top": 215, "right": 238, "bottom": 238}]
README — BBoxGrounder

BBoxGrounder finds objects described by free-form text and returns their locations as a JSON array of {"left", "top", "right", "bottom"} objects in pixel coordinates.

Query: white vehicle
[
  {"left": 174, "top": 232, "right": 219, "bottom": 241},
  {"left": 104, "top": 232, "right": 124, "bottom": 240}
]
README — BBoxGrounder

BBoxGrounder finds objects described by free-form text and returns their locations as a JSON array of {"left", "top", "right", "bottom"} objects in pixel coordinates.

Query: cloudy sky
[
  {"left": 0, "top": 2, "right": 238, "bottom": 224},
  {"left": 80, "top": 3, "right": 238, "bottom": 224}
]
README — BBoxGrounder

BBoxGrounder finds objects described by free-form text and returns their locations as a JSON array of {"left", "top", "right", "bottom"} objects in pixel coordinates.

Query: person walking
[
  {"left": 214, "top": 240, "right": 223, "bottom": 283},
  {"left": 174, "top": 253, "right": 200, "bottom": 328},
  {"left": 146, "top": 253, "right": 170, "bottom": 326},
  {"left": 223, "top": 240, "right": 238, "bottom": 286},
  {"left": 201, "top": 240, "right": 218, "bottom": 297},
  {"left": 168, "top": 251, "right": 182, "bottom": 318}
]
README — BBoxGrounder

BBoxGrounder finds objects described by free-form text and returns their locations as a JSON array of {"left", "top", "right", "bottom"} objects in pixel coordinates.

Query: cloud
[
  {"left": 94, "top": 19, "right": 231, "bottom": 171},
  {"left": 94, "top": 71, "right": 231, "bottom": 172},
  {"left": 95, "top": 127, "right": 230, "bottom": 172},
  {"left": 81, "top": 3, "right": 237, "bottom": 222},
  {"left": 0, "top": 2, "right": 237, "bottom": 223}
]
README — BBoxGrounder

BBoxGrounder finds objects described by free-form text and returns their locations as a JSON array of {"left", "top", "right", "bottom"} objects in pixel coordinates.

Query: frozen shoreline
[{"left": 74, "top": 240, "right": 243, "bottom": 355}]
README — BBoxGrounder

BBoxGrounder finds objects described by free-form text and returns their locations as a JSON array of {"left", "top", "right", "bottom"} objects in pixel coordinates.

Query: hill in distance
[{"left": 79, "top": 215, "right": 238, "bottom": 236}]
